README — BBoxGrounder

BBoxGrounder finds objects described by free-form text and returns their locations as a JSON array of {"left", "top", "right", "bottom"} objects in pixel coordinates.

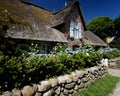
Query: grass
[{"left": 75, "top": 75, "right": 119, "bottom": 96}]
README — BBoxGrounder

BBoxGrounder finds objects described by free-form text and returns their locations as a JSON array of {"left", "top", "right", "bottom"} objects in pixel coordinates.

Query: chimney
[{"left": 64, "top": 0, "right": 73, "bottom": 7}]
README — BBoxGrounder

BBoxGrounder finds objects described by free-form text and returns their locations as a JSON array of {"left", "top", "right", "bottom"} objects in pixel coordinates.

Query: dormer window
[{"left": 70, "top": 20, "right": 82, "bottom": 39}]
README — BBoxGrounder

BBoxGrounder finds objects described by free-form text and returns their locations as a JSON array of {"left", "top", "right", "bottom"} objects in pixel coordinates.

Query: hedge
[{"left": 0, "top": 48, "right": 120, "bottom": 93}]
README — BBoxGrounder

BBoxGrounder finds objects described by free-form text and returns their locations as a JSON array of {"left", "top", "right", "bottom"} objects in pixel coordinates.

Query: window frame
[{"left": 70, "top": 20, "right": 82, "bottom": 39}]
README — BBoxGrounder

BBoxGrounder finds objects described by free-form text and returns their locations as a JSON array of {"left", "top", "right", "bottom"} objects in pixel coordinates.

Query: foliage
[
  {"left": 15, "top": 43, "right": 40, "bottom": 56},
  {"left": 51, "top": 43, "right": 67, "bottom": 55},
  {"left": 0, "top": 38, "right": 16, "bottom": 55},
  {"left": 84, "top": 50, "right": 102, "bottom": 67},
  {"left": 109, "top": 38, "right": 120, "bottom": 49},
  {"left": 0, "top": 43, "right": 120, "bottom": 93},
  {"left": 0, "top": 38, "right": 40, "bottom": 56},
  {"left": 87, "top": 16, "right": 114, "bottom": 40},
  {"left": 114, "top": 16, "right": 120, "bottom": 37},
  {"left": 108, "top": 16, "right": 120, "bottom": 48},
  {"left": 0, "top": 54, "right": 27, "bottom": 93},
  {"left": 102, "top": 49, "right": 120, "bottom": 59},
  {"left": 0, "top": 48, "right": 102, "bottom": 93},
  {"left": 86, "top": 16, "right": 120, "bottom": 48},
  {"left": 75, "top": 75, "right": 119, "bottom": 96}
]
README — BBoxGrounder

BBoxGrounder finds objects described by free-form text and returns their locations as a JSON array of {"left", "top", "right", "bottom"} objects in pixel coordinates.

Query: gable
[
  {"left": 51, "top": 1, "right": 86, "bottom": 30},
  {"left": 66, "top": 4, "right": 85, "bottom": 31}
]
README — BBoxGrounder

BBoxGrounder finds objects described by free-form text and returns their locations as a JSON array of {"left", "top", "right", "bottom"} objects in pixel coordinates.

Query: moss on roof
[
  {"left": 0, "top": 0, "right": 30, "bottom": 26},
  {"left": 0, "top": 0, "right": 27, "bottom": 20},
  {"left": 31, "top": 6, "right": 52, "bottom": 24}
]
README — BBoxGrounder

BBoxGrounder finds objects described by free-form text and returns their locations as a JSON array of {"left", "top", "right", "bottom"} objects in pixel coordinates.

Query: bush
[
  {"left": 0, "top": 47, "right": 119, "bottom": 93},
  {"left": 0, "top": 55, "right": 27, "bottom": 92},
  {"left": 102, "top": 49, "right": 120, "bottom": 59}
]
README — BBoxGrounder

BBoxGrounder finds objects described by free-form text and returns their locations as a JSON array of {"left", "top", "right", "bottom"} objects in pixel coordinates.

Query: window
[
  {"left": 70, "top": 20, "right": 82, "bottom": 39},
  {"left": 40, "top": 44, "right": 51, "bottom": 54}
]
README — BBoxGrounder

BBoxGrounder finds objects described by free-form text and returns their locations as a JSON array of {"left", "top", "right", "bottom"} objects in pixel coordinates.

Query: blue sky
[{"left": 29, "top": 0, "right": 120, "bottom": 23}]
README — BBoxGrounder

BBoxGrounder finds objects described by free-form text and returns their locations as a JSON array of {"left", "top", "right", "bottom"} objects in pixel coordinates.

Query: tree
[
  {"left": 87, "top": 16, "right": 114, "bottom": 40},
  {"left": 109, "top": 38, "right": 120, "bottom": 49},
  {"left": 114, "top": 16, "right": 120, "bottom": 37}
]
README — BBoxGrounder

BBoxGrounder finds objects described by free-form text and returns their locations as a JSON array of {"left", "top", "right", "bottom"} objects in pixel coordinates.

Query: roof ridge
[
  {"left": 52, "top": 0, "right": 77, "bottom": 14},
  {"left": 20, "top": 0, "right": 52, "bottom": 13}
]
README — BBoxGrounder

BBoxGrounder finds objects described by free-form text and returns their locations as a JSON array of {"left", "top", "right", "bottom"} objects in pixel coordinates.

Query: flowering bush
[{"left": 0, "top": 44, "right": 120, "bottom": 93}]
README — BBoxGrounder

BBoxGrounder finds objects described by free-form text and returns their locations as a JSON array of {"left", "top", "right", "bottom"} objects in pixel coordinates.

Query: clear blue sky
[{"left": 29, "top": 0, "right": 120, "bottom": 23}]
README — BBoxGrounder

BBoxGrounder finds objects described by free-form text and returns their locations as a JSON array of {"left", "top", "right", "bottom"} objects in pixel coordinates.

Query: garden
[{"left": 0, "top": 41, "right": 120, "bottom": 94}]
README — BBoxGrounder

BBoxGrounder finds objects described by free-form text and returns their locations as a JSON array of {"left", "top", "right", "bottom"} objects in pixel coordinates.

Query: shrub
[
  {"left": 0, "top": 47, "right": 120, "bottom": 93},
  {"left": 102, "top": 49, "right": 120, "bottom": 59},
  {"left": 0, "top": 55, "right": 27, "bottom": 92}
]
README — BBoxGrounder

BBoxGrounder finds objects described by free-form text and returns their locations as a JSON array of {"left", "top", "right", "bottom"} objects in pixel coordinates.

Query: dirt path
[{"left": 108, "top": 68, "right": 120, "bottom": 96}]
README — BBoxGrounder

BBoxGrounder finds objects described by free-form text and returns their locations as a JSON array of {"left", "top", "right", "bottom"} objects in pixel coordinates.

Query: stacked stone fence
[
  {"left": 2, "top": 66, "right": 107, "bottom": 96},
  {"left": 109, "top": 57, "right": 120, "bottom": 68}
]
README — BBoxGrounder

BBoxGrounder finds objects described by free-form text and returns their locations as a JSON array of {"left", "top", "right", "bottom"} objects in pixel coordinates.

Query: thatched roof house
[{"left": 0, "top": 0, "right": 107, "bottom": 53}]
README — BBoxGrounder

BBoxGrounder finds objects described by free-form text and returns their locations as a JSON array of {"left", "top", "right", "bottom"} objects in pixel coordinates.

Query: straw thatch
[
  {"left": 0, "top": 0, "right": 107, "bottom": 46},
  {"left": 84, "top": 30, "right": 108, "bottom": 46}
]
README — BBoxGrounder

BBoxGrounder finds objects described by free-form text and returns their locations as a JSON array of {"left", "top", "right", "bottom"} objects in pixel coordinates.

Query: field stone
[
  {"left": 43, "top": 89, "right": 54, "bottom": 96},
  {"left": 69, "top": 89, "right": 74, "bottom": 94},
  {"left": 68, "top": 94, "right": 72, "bottom": 96},
  {"left": 32, "top": 84, "right": 38, "bottom": 92},
  {"left": 12, "top": 88, "right": 22, "bottom": 96},
  {"left": 64, "top": 74, "right": 74, "bottom": 83},
  {"left": 21, "top": 85, "right": 35, "bottom": 96},
  {"left": 74, "top": 85, "right": 79, "bottom": 91},
  {"left": 58, "top": 76, "right": 67, "bottom": 84},
  {"left": 49, "top": 78, "right": 58, "bottom": 87},
  {"left": 73, "top": 76, "right": 79, "bottom": 82},
  {"left": 3, "top": 91, "right": 13, "bottom": 96},
  {"left": 38, "top": 81, "right": 51, "bottom": 92},
  {"left": 34, "top": 92, "right": 42, "bottom": 96},
  {"left": 79, "top": 83, "right": 85, "bottom": 89},
  {"left": 55, "top": 87, "right": 61, "bottom": 95},
  {"left": 71, "top": 72, "right": 77, "bottom": 76},
  {"left": 63, "top": 89, "right": 69, "bottom": 95},
  {"left": 65, "top": 82, "right": 75, "bottom": 89},
  {"left": 61, "top": 87, "right": 64, "bottom": 92},
  {"left": 77, "top": 79, "right": 81, "bottom": 84},
  {"left": 82, "top": 77, "right": 90, "bottom": 83},
  {"left": 75, "top": 70, "right": 85, "bottom": 78}
]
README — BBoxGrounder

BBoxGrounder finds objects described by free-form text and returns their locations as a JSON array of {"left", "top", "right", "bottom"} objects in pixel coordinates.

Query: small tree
[{"left": 87, "top": 16, "right": 114, "bottom": 40}]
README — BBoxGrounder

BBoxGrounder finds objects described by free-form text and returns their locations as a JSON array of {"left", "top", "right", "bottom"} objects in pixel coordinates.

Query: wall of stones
[
  {"left": 3, "top": 66, "right": 107, "bottom": 96},
  {"left": 109, "top": 57, "right": 120, "bottom": 68}
]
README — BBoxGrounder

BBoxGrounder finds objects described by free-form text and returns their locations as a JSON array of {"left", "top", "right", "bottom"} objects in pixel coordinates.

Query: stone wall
[
  {"left": 109, "top": 57, "right": 120, "bottom": 68},
  {"left": 2, "top": 66, "right": 107, "bottom": 96}
]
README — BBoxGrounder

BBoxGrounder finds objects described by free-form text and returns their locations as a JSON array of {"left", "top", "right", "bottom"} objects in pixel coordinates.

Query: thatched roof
[
  {"left": 0, "top": 0, "right": 107, "bottom": 47},
  {"left": 84, "top": 30, "right": 108, "bottom": 46},
  {"left": 51, "top": 0, "right": 87, "bottom": 30},
  {"left": 0, "top": 0, "right": 67, "bottom": 43}
]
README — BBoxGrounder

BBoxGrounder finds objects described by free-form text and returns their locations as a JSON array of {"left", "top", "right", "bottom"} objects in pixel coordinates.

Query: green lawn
[{"left": 75, "top": 75, "right": 119, "bottom": 96}]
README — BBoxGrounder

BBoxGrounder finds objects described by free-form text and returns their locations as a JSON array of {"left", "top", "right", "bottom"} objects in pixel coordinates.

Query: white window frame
[{"left": 70, "top": 20, "right": 82, "bottom": 39}]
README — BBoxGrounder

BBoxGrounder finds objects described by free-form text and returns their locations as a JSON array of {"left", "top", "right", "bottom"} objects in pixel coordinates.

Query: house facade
[
  {"left": 0, "top": 0, "right": 107, "bottom": 54},
  {"left": 51, "top": 0, "right": 87, "bottom": 50}
]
